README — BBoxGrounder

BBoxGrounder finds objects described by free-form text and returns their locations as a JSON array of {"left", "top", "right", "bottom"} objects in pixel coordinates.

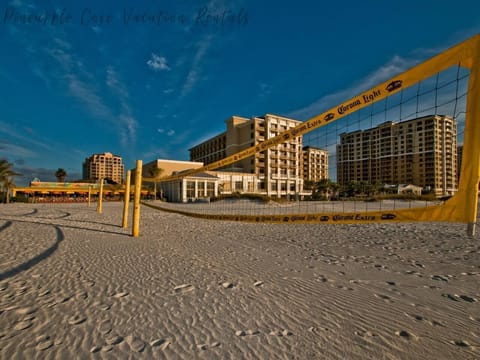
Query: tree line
[{"left": 304, "top": 178, "right": 386, "bottom": 200}]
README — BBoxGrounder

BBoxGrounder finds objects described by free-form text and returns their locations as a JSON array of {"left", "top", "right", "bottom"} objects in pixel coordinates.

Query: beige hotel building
[
  {"left": 336, "top": 115, "right": 457, "bottom": 196},
  {"left": 82, "top": 152, "right": 125, "bottom": 184},
  {"left": 190, "top": 114, "right": 311, "bottom": 198},
  {"left": 303, "top": 146, "right": 329, "bottom": 182}
]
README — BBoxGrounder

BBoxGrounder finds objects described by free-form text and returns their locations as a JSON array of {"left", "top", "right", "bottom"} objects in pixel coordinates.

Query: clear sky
[{"left": 1, "top": 0, "right": 480, "bottom": 185}]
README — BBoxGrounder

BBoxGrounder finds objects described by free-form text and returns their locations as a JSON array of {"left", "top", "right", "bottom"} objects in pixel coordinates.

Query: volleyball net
[{"left": 145, "top": 35, "right": 480, "bottom": 234}]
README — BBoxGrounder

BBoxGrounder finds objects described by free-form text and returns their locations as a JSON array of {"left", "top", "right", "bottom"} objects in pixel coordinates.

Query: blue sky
[{"left": 1, "top": 0, "right": 479, "bottom": 185}]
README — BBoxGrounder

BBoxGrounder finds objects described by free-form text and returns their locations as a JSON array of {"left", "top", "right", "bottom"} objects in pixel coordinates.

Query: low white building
[
  {"left": 160, "top": 172, "right": 219, "bottom": 203},
  {"left": 159, "top": 171, "right": 262, "bottom": 203}
]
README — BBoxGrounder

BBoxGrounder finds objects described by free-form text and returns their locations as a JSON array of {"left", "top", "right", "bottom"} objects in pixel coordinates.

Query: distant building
[
  {"left": 158, "top": 170, "right": 262, "bottom": 203},
  {"left": 159, "top": 172, "right": 220, "bottom": 203},
  {"left": 302, "top": 146, "right": 329, "bottom": 182},
  {"left": 457, "top": 145, "right": 463, "bottom": 182},
  {"left": 83, "top": 152, "right": 124, "bottom": 184},
  {"left": 336, "top": 115, "right": 457, "bottom": 196},
  {"left": 189, "top": 114, "right": 307, "bottom": 198},
  {"left": 142, "top": 159, "right": 204, "bottom": 179}
]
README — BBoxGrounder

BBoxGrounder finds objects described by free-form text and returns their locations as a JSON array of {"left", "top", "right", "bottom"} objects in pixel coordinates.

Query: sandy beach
[{"left": 0, "top": 202, "right": 479, "bottom": 359}]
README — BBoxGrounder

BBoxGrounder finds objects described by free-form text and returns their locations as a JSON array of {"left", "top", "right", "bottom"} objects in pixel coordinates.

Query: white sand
[{"left": 0, "top": 202, "right": 479, "bottom": 359}]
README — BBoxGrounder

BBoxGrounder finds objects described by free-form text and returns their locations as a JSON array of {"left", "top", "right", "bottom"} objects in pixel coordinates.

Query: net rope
[{"left": 147, "top": 56, "right": 473, "bottom": 225}]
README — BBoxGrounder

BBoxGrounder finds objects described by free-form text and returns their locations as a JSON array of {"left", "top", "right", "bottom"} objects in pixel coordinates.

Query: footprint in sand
[
  {"left": 269, "top": 330, "right": 293, "bottom": 336},
  {"left": 404, "top": 312, "right": 425, "bottom": 321},
  {"left": 221, "top": 282, "right": 234, "bottom": 289},
  {"left": 75, "top": 291, "right": 88, "bottom": 300},
  {"left": 113, "top": 291, "right": 129, "bottom": 298},
  {"left": 105, "top": 333, "right": 123, "bottom": 345},
  {"left": 68, "top": 314, "right": 86, "bottom": 325},
  {"left": 14, "top": 319, "right": 33, "bottom": 331},
  {"left": 126, "top": 336, "right": 146, "bottom": 352},
  {"left": 461, "top": 271, "right": 479, "bottom": 276},
  {"left": 395, "top": 330, "right": 417, "bottom": 340},
  {"left": 93, "top": 301, "right": 111, "bottom": 311},
  {"left": 354, "top": 330, "right": 377, "bottom": 339},
  {"left": 101, "top": 345, "right": 114, "bottom": 352},
  {"left": 431, "top": 275, "right": 449, "bottom": 282},
  {"left": 374, "top": 293, "right": 393, "bottom": 303},
  {"left": 83, "top": 279, "right": 95, "bottom": 287},
  {"left": 150, "top": 338, "right": 171, "bottom": 350},
  {"left": 90, "top": 346, "right": 101, "bottom": 353},
  {"left": 98, "top": 320, "right": 112, "bottom": 335},
  {"left": 316, "top": 275, "right": 328, "bottom": 283},
  {"left": 441, "top": 293, "right": 477, "bottom": 303},
  {"left": 35, "top": 335, "right": 53, "bottom": 351},
  {"left": 16, "top": 307, "right": 37, "bottom": 316},
  {"left": 451, "top": 340, "right": 471, "bottom": 347},
  {"left": 38, "top": 289, "right": 51, "bottom": 297},
  {"left": 458, "top": 295, "right": 477, "bottom": 303},
  {"left": 197, "top": 342, "right": 220, "bottom": 350},
  {"left": 308, "top": 326, "right": 329, "bottom": 334},
  {"left": 236, "top": 330, "right": 259, "bottom": 337},
  {"left": 174, "top": 284, "right": 194, "bottom": 294},
  {"left": 337, "top": 285, "right": 354, "bottom": 291}
]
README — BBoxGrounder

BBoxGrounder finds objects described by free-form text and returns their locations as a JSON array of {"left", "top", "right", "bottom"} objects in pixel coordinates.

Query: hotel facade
[
  {"left": 189, "top": 114, "right": 309, "bottom": 198},
  {"left": 303, "top": 146, "right": 329, "bottom": 182},
  {"left": 336, "top": 115, "right": 458, "bottom": 196},
  {"left": 82, "top": 152, "right": 125, "bottom": 184}
]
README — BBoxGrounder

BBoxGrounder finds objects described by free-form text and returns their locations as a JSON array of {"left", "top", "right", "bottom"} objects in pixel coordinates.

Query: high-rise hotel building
[
  {"left": 82, "top": 152, "right": 125, "bottom": 184},
  {"left": 336, "top": 115, "right": 457, "bottom": 196},
  {"left": 303, "top": 146, "right": 329, "bottom": 182},
  {"left": 189, "top": 114, "right": 306, "bottom": 197}
]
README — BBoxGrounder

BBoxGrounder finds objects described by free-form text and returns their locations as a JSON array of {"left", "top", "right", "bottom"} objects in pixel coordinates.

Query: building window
[{"left": 187, "top": 181, "right": 195, "bottom": 198}]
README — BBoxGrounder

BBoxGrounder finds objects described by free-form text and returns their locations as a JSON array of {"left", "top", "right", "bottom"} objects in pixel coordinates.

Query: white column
[{"left": 182, "top": 179, "right": 187, "bottom": 202}]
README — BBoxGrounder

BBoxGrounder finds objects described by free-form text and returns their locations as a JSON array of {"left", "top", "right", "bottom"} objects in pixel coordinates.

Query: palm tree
[
  {"left": 315, "top": 178, "right": 332, "bottom": 200},
  {"left": 2, "top": 177, "right": 16, "bottom": 204},
  {"left": 329, "top": 181, "right": 341, "bottom": 200},
  {"left": 0, "top": 159, "right": 21, "bottom": 203},
  {"left": 55, "top": 168, "right": 67, "bottom": 182},
  {"left": 304, "top": 180, "right": 316, "bottom": 191},
  {"left": 0, "top": 159, "right": 14, "bottom": 179},
  {"left": 147, "top": 166, "right": 164, "bottom": 201}
]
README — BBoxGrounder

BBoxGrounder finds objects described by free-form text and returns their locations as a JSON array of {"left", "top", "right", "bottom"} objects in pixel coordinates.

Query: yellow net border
[{"left": 148, "top": 35, "right": 480, "bottom": 232}]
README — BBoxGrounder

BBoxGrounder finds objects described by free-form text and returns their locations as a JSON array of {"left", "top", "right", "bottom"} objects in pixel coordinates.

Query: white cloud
[
  {"left": 181, "top": 35, "right": 213, "bottom": 96},
  {"left": 106, "top": 66, "right": 128, "bottom": 99},
  {"left": 42, "top": 38, "right": 139, "bottom": 147},
  {"left": 66, "top": 74, "right": 112, "bottom": 118},
  {"left": 0, "top": 141, "right": 36, "bottom": 158},
  {"left": 147, "top": 53, "right": 171, "bottom": 71},
  {"left": 157, "top": 128, "right": 175, "bottom": 136},
  {"left": 258, "top": 82, "right": 272, "bottom": 99},
  {"left": 0, "top": 120, "right": 53, "bottom": 151},
  {"left": 118, "top": 114, "right": 137, "bottom": 146},
  {"left": 106, "top": 66, "right": 138, "bottom": 146},
  {"left": 91, "top": 26, "right": 101, "bottom": 34}
]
